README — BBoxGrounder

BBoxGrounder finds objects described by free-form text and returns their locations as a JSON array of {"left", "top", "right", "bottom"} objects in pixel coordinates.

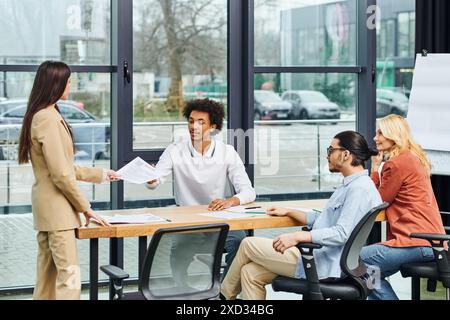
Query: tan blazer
[{"left": 30, "top": 106, "right": 103, "bottom": 231}]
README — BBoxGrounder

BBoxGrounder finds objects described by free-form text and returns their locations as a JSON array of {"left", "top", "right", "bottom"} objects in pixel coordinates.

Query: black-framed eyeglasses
[{"left": 327, "top": 146, "right": 346, "bottom": 157}]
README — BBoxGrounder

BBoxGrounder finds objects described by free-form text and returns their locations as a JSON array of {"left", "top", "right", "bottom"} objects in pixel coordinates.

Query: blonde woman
[
  {"left": 360, "top": 114, "right": 446, "bottom": 300},
  {"left": 18, "top": 61, "right": 120, "bottom": 299}
]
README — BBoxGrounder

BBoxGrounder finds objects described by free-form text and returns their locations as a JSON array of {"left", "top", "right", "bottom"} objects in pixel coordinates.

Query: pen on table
[
  {"left": 164, "top": 218, "right": 172, "bottom": 222},
  {"left": 245, "top": 206, "right": 262, "bottom": 210}
]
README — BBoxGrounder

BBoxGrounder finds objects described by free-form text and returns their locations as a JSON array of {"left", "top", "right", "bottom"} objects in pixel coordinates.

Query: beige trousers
[
  {"left": 33, "top": 229, "right": 81, "bottom": 300},
  {"left": 221, "top": 237, "right": 299, "bottom": 300}
]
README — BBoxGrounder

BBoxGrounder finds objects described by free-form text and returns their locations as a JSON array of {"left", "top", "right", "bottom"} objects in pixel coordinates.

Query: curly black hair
[{"left": 182, "top": 98, "right": 225, "bottom": 131}]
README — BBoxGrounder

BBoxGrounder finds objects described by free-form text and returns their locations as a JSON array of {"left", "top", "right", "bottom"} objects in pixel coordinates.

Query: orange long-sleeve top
[{"left": 371, "top": 151, "right": 446, "bottom": 248}]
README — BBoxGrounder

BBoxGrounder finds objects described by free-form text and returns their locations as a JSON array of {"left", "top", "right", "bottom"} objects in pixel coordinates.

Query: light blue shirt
[{"left": 295, "top": 170, "right": 382, "bottom": 280}]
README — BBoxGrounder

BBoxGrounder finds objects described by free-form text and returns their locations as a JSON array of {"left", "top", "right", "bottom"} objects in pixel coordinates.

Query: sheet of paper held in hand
[
  {"left": 101, "top": 213, "right": 168, "bottom": 224},
  {"left": 117, "top": 157, "right": 159, "bottom": 184}
]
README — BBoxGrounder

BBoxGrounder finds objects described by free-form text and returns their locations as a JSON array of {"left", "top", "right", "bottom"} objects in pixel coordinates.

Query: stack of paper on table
[
  {"left": 101, "top": 213, "right": 168, "bottom": 224},
  {"left": 117, "top": 157, "right": 160, "bottom": 184}
]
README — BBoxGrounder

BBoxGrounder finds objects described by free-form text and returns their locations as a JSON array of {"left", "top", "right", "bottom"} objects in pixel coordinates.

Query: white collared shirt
[{"left": 146, "top": 138, "right": 256, "bottom": 206}]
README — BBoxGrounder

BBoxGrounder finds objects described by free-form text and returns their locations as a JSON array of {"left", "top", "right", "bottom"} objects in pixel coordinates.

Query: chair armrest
[
  {"left": 295, "top": 242, "right": 324, "bottom": 300},
  {"left": 296, "top": 243, "right": 323, "bottom": 251},
  {"left": 100, "top": 265, "right": 129, "bottom": 281},
  {"left": 410, "top": 233, "right": 450, "bottom": 248},
  {"left": 411, "top": 233, "right": 450, "bottom": 286}
]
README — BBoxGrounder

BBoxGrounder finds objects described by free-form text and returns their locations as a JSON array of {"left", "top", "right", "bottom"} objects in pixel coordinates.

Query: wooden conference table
[{"left": 76, "top": 200, "right": 386, "bottom": 300}]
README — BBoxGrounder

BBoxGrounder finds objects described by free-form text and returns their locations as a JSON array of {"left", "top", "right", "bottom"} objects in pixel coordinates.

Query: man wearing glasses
[{"left": 221, "top": 131, "right": 383, "bottom": 300}]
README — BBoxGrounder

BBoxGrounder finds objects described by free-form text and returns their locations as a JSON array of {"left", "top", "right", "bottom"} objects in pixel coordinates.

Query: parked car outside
[
  {"left": 281, "top": 90, "right": 341, "bottom": 120},
  {"left": 0, "top": 100, "right": 110, "bottom": 161},
  {"left": 254, "top": 90, "right": 293, "bottom": 120},
  {"left": 0, "top": 99, "right": 28, "bottom": 115},
  {"left": 376, "top": 88, "right": 409, "bottom": 118},
  {"left": 381, "top": 86, "right": 411, "bottom": 99}
]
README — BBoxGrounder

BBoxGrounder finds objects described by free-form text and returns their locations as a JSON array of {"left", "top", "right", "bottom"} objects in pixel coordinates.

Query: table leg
[
  {"left": 138, "top": 236, "right": 148, "bottom": 290},
  {"left": 89, "top": 238, "right": 99, "bottom": 300},
  {"left": 412, "top": 277, "right": 421, "bottom": 300},
  {"left": 109, "top": 237, "right": 124, "bottom": 300}
]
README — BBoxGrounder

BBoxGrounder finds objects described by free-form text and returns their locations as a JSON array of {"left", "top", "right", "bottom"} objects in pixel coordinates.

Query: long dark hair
[
  {"left": 334, "top": 131, "right": 378, "bottom": 167},
  {"left": 18, "top": 61, "right": 73, "bottom": 164}
]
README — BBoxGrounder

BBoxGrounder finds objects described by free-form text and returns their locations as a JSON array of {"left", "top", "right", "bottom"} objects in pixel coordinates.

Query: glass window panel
[
  {"left": 255, "top": 0, "right": 357, "bottom": 66},
  {"left": 0, "top": 72, "right": 111, "bottom": 206},
  {"left": 398, "top": 12, "right": 410, "bottom": 58},
  {"left": 0, "top": 226, "right": 114, "bottom": 288},
  {"left": 132, "top": 0, "right": 227, "bottom": 150},
  {"left": 409, "top": 12, "right": 416, "bottom": 57},
  {"left": 253, "top": 73, "right": 356, "bottom": 196},
  {"left": 376, "top": 0, "right": 415, "bottom": 119},
  {"left": 0, "top": 72, "right": 111, "bottom": 289},
  {"left": 0, "top": 0, "right": 111, "bottom": 65},
  {"left": 377, "top": 19, "right": 395, "bottom": 59}
]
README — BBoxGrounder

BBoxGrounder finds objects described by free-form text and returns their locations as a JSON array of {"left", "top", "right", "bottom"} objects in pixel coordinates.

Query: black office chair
[
  {"left": 100, "top": 223, "right": 229, "bottom": 300},
  {"left": 272, "top": 202, "right": 389, "bottom": 300},
  {"left": 400, "top": 226, "right": 450, "bottom": 300}
]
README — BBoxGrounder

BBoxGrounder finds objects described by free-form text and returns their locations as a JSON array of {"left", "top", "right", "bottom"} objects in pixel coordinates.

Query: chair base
[
  {"left": 122, "top": 291, "right": 146, "bottom": 300},
  {"left": 400, "top": 262, "right": 439, "bottom": 280},
  {"left": 272, "top": 276, "right": 365, "bottom": 300}
]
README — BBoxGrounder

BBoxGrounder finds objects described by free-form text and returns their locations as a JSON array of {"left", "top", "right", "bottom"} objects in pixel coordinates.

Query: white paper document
[
  {"left": 199, "top": 211, "right": 261, "bottom": 220},
  {"left": 225, "top": 206, "right": 266, "bottom": 214},
  {"left": 117, "top": 157, "right": 159, "bottom": 184},
  {"left": 408, "top": 54, "right": 450, "bottom": 151},
  {"left": 101, "top": 213, "right": 168, "bottom": 224}
]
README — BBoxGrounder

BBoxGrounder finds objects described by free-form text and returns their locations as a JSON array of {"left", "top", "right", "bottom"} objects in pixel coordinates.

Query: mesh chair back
[
  {"left": 140, "top": 224, "right": 229, "bottom": 300},
  {"left": 340, "top": 202, "right": 389, "bottom": 278}
]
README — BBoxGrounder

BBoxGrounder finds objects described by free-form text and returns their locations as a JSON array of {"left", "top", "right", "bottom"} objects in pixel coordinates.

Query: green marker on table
[{"left": 244, "top": 210, "right": 267, "bottom": 214}]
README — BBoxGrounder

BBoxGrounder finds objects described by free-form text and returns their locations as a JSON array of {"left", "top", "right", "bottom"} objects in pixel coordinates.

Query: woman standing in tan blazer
[{"left": 18, "top": 61, "right": 120, "bottom": 300}]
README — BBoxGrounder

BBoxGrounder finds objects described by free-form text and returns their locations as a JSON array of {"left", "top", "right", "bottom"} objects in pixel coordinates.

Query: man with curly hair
[{"left": 146, "top": 98, "right": 256, "bottom": 285}]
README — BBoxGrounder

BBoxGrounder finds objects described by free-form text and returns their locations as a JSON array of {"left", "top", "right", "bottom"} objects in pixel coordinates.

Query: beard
[{"left": 328, "top": 161, "right": 341, "bottom": 173}]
